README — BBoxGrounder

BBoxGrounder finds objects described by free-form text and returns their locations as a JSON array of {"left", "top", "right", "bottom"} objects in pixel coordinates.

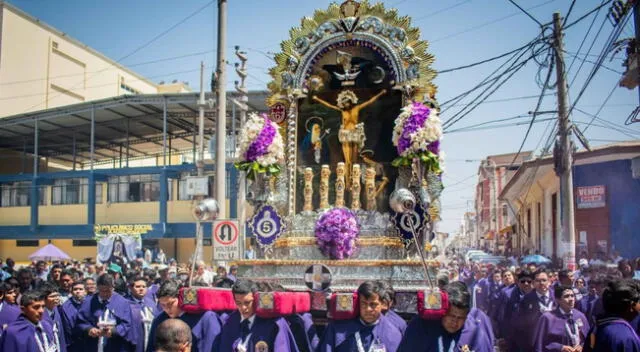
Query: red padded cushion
[
  {"left": 417, "top": 288, "right": 449, "bottom": 320},
  {"left": 254, "top": 291, "right": 311, "bottom": 318},
  {"left": 179, "top": 287, "right": 237, "bottom": 313},
  {"left": 328, "top": 292, "right": 359, "bottom": 320}
]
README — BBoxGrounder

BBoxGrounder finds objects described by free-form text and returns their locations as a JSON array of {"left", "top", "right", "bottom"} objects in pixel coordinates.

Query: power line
[
  {"left": 563, "top": 50, "right": 623, "bottom": 75},
  {"left": 510, "top": 50, "right": 555, "bottom": 167},
  {"left": 431, "top": 0, "right": 555, "bottom": 43},
  {"left": 0, "top": 50, "right": 215, "bottom": 87},
  {"left": 18, "top": 0, "right": 216, "bottom": 114},
  {"left": 562, "top": 0, "right": 578, "bottom": 27},
  {"left": 507, "top": 0, "right": 544, "bottom": 27},
  {"left": 437, "top": 39, "right": 543, "bottom": 74},
  {"left": 444, "top": 117, "right": 556, "bottom": 134},
  {"left": 413, "top": 0, "right": 471, "bottom": 22},
  {"left": 445, "top": 93, "right": 554, "bottom": 107}
]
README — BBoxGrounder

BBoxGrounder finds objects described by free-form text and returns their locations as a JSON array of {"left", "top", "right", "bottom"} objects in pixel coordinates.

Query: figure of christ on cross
[{"left": 312, "top": 88, "right": 387, "bottom": 187}]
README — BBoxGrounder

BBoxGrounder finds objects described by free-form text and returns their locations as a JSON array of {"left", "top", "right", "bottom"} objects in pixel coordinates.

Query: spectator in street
[
  {"left": 83, "top": 277, "right": 97, "bottom": 296},
  {"left": 156, "top": 249, "right": 167, "bottom": 264},
  {"left": 35, "top": 261, "right": 49, "bottom": 281},
  {"left": 154, "top": 318, "right": 192, "bottom": 352},
  {"left": 2, "top": 280, "right": 19, "bottom": 306},
  {"left": 191, "top": 261, "right": 212, "bottom": 287},
  {"left": 59, "top": 269, "right": 75, "bottom": 303},
  {"left": 618, "top": 259, "right": 635, "bottom": 279},
  {"left": 227, "top": 265, "right": 238, "bottom": 282},
  {"left": 244, "top": 245, "right": 255, "bottom": 259},
  {"left": 0, "top": 282, "right": 20, "bottom": 331},
  {"left": 17, "top": 268, "right": 39, "bottom": 292}
]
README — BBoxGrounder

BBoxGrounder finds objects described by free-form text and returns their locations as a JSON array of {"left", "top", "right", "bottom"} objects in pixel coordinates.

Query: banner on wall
[{"left": 576, "top": 185, "right": 606, "bottom": 209}]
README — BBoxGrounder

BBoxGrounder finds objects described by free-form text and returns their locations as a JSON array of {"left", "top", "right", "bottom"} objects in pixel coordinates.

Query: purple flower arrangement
[
  {"left": 235, "top": 113, "right": 284, "bottom": 180},
  {"left": 391, "top": 101, "right": 444, "bottom": 174},
  {"left": 314, "top": 208, "right": 360, "bottom": 260}
]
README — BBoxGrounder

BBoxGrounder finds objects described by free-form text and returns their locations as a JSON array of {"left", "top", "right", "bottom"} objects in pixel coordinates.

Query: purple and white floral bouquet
[
  {"left": 391, "top": 101, "right": 444, "bottom": 174},
  {"left": 235, "top": 112, "right": 284, "bottom": 180},
  {"left": 314, "top": 208, "right": 360, "bottom": 260}
]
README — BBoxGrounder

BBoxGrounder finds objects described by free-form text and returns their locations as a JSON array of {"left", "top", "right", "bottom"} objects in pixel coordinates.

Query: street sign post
[{"left": 213, "top": 219, "right": 240, "bottom": 260}]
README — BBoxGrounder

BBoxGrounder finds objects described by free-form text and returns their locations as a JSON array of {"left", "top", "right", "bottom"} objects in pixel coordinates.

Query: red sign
[
  {"left": 576, "top": 185, "right": 606, "bottom": 209},
  {"left": 269, "top": 103, "right": 287, "bottom": 124},
  {"left": 213, "top": 220, "right": 239, "bottom": 245}
]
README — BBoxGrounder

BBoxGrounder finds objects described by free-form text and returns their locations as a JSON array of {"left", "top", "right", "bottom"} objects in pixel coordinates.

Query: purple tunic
[
  {"left": 385, "top": 309, "right": 407, "bottom": 334},
  {"left": 42, "top": 306, "right": 68, "bottom": 352},
  {"left": 512, "top": 290, "right": 556, "bottom": 352},
  {"left": 584, "top": 317, "right": 640, "bottom": 352},
  {"left": 473, "top": 277, "right": 490, "bottom": 312},
  {"left": 632, "top": 315, "right": 640, "bottom": 335},
  {"left": 397, "top": 308, "right": 494, "bottom": 352},
  {"left": 60, "top": 298, "right": 84, "bottom": 352},
  {"left": 0, "top": 302, "right": 20, "bottom": 332},
  {"left": 533, "top": 308, "right": 590, "bottom": 351},
  {"left": 127, "top": 296, "right": 160, "bottom": 352},
  {"left": 576, "top": 294, "right": 603, "bottom": 326},
  {"left": 0, "top": 315, "right": 56, "bottom": 352},
  {"left": 319, "top": 315, "right": 402, "bottom": 352},
  {"left": 146, "top": 310, "right": 222, "bottom": 352},
  {"left": 217, "top": 311, "right": 299, "bottom": 352},
  {"left": 75, "top": 292, "right": 135, "bottom": 352},
  {"left": 286, "top": 313, "right": 319, "bottom": 352}
]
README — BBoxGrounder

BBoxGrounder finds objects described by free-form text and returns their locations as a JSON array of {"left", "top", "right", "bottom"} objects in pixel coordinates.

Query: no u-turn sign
[{"left": 213, "top": 220, "right": 239, "bottom": 260}]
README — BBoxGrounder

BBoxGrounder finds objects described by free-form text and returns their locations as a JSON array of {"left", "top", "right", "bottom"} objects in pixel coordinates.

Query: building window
[
  {"left": 72, "top": 240, "right": 97, "bottom": 246},
  {"left": 0, "top": 182, "right": 46, "bottom": 207},
  {"left": 16, "top": 240, "right": 39, "bottom": 247},
  {"left": 107, "top": 175, "right": 170, "bottom": 203},
  {"left": 52, "top": 178, "right": 103, "bottom": 205},
  {"left": 203, "top": 239, "right": 212, "bottom": 246},
  {"left": 502, "top": 204, "right": 508, "bottom": 219}
]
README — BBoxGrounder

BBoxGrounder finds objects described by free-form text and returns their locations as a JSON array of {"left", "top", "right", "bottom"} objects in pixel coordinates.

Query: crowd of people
[{"left": 0, "top": 251, "right": 638, "bottom": 351}]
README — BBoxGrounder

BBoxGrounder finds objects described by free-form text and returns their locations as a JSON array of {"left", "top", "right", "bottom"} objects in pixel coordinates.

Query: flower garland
[
  {"left": 391, "top": 101, "right": 444, "bottom": 174},
  {"left": 235, "top": 112, "right": 285, "bottom": 180},
  {"left": 314, "top": 208, "right": 360, "bottom": 260}
]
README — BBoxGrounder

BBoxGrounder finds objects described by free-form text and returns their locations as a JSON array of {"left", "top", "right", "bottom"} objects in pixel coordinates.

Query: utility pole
[
  {"left": 234, "top": 46, "right": 248, "bottom": 258},
  {"left": 215, "top": 0, "right": 228, "bottom": 222},
  {"left": 194, "top": 61, "right": 207, "bottom": 262},
  {"left": 552, "top": 12, "right": 577, "bottom": 270}
]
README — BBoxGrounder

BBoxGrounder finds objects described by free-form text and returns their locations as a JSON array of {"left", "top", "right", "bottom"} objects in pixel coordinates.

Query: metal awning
[{"left": 0, "top": 91, "right": 269, "bottom": 167}]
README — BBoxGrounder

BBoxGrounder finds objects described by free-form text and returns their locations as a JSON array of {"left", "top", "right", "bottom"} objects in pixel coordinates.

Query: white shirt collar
[
  {"left": 240, "top": 314, "right": 256, "bottom": 328},
  {"left": 536, "top": 291, "right": 549, "bottom": 299},
  {"left": 559, "top": 307, "right": 572, "bottom": 316}
]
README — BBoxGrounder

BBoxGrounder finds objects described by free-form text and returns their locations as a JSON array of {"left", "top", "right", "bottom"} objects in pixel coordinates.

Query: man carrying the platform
[
  {"left": 496, "top": 269, "right": 534, "bottom": 350},
  {"left": 398, "top": 281, "right": 494, "bottom": 351},
  {"left": 377, "top": 281, "right": 407, "bottom": 334},
  {"left": 0, "top": 290, "right": 58, "bottom": 352},
  {"left": 126, "top": 276, "right": 159, "bottom": 352},
  {"left": 76, "top": 273, "right": 136, "bottom": 352},
  {"left": 216, "top": 279, "right": 299, "bottom": 352},
  {"left": 146, "top": 279, "right": 222, "bottom": 352},
  {"left": 319, "top": 280, "right": 403, "bottom": 352}
]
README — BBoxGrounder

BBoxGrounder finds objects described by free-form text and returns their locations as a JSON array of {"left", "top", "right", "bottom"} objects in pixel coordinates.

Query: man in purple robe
[
  {"left": 584, "top": 278, "right": 640, "bottom": 352},
  {"left": 319, "top": 281, "right": 403, "bottom": 352},
  {"left": 60, "top": 281, "right": 87, "bottom": 352},
  {"left": 533, "top": 284, "right": 590, "bottom": 351},
  {"left": 146, "top": 279, "right": 222, "bottom": 352},
  {"left": 0, "top": 281, "right": 21, "bottom": 332},
  {"left": 285, "top": 312, "right": 319, "bottom": 352},
  {"left": 496, "top": 269, "right": 534, "bottom": 350},
  {"left": 126, "top": 276, "right": 159, "bottom": 352},
  {"left": 576, "top": 275, "right": 605, "bottom": 326},
  {"left": 472, "top": 267, "right": 490, "bottom": 311},
  {"left": 75, "top": 273, "right": 136, "bottom": 352},
  {"left": 397, "top": 281, "right": 494, "bottom": 352},
  {"left": 217, "top": 279, "right": 299, "bottom": 352},
  {"left": 513, "top": 269, "right": 555, "bottom": 352},
  {"left": 0, "top": 290, "right": 58, "bottom": 352},
  {"left": 41, "top": 283, "right": 68, "bottom": 352},
  {"left": 378, "top": 281, "right": 408, "bottom": 335}
]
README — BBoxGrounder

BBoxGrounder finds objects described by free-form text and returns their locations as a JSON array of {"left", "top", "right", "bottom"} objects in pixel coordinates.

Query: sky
[{"left": 7, "top": 0, "right": 640, "bottom": 234}]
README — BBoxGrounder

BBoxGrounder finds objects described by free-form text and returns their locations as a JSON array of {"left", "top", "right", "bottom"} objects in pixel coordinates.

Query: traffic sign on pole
[{"left": 213, "top": 219, "right": 239, "bottom": 260}]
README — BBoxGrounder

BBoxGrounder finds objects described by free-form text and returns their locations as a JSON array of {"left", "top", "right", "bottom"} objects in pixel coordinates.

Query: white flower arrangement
[{"left": 235, "top": 113, "right": 285, "bottom": 180}]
